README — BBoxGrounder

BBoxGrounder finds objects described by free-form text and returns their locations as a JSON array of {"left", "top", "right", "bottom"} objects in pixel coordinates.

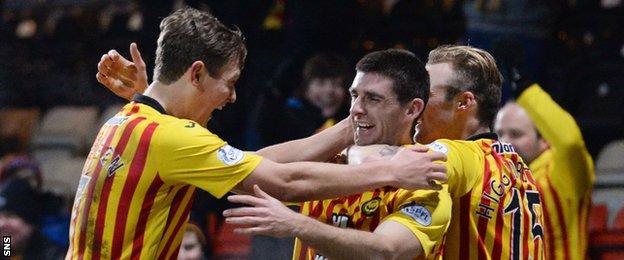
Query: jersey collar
[
  {"left": 132, "top": 94, "right": 168, "bottom": 115},
  {"left": 466, "top": 132, "right": 498, "bottom": 141}
]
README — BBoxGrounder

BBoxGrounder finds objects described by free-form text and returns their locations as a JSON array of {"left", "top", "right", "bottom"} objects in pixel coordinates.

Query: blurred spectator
[
  {"left": 178, "top": 222, "right": 208, "bottom": 260},
  {"left": 0, "top": 178, "right": 65, "bottom": 259},
  {"left": 258, "top": 53, "right": 351, "bottom": 146}
]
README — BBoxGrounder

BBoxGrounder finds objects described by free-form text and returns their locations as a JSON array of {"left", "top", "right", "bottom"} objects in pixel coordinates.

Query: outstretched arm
[
  {"left": 224, "top": 186, "right": 424, "bottom": 259},
  {"left": 517, "top": 84, "right": 594, "bottom": 191},
  {"left": 235, "top": 146, "right": 447, "bottom": 201},
  {"left": 96, "top": 42, "right": 149, "bottom": 100},
  {"left": 255, "top": 117, "right": 354, "bottom": 163}
]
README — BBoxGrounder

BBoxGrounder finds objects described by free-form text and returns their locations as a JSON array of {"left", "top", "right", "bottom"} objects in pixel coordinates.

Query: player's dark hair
[
  {"left": 355, "top": 49, "right": 430, "bottom": 105},
  {"left": 154, "top": 7, "right": 247, "bottom": 84}
]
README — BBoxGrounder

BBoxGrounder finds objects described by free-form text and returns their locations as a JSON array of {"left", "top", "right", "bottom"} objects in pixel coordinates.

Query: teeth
[{"left": 356, "top": 122, "right": 373, "bottom": 128}]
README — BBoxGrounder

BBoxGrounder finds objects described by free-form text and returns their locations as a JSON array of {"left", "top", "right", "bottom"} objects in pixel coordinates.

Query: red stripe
[
  {"left": 77, "top": 125, "right": 119, "bottom": 259},
  {"left": 131, "top": 174, "right": 165, "bottom": 260},
  {"left": 521, "top": 188, "right": 530, "bottom": 260},
  {"left": 492, "top": 155, "right": 509, "bottom": 260},
  {"left": 128, "top": 105, "right": 140, "bottom": 115},
  {"left": 159, "top": 185, "right": 190, "bottom": 246},
  {"left": 110, "top": 122, "right": 159, "bottom": 259},
  {"left": 533, "top": 235, "right": 540, "bottom": 260},
  {"left": 158, "top": 191, "right": 195, "bottom": 260},
  {"left": 91, "top": 117, "right": 145, "bottom": 259},
  {"left": 299, "top": 242, "right": 309, "bottom": 260},
  {"left": 546, "top": 173, "right": 570, "bottom": 260},
  {"left": 477, "top": 157, "right": 495, "bottom": 260},
  {"left": 459, "top": 191, "right": 471, "bottom": 259},
  {"left": 325, "top": 197, "right": 345, "bottom": 225}
]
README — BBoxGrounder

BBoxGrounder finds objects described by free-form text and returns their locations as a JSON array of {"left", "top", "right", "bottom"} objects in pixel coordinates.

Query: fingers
[
  {"left": 222, "top": 207, "right": 266, "bottom": 217},
  {"left": 107, "top": 49, "right": 120, "bottom": 62},
  {"left": 426, "top": 151, "right": 448, "bottom": 162},
  {"left": 225, "top": 216, "right": 267, "bottom": 226},
  {"left": 425, "top": 180, "right": 443, "bottom": 190},
  {"left": 129, "top": 42, "right": 146, "bottom": 68},
  {"left": 233, "top": 226, "right": 272, "bottom": 236},
  {"left": 409, "top": 145, "right": 429, "bottom": 153},
  {"left": 428, "top": 171, "right": 448, "bottom": 183},
  {"left": 227, "top": 194, "right": 266, "bottom": 206}
]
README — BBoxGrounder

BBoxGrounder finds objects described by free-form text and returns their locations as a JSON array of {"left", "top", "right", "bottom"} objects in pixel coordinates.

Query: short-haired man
[
  {"left": 70, "top": 7, "right": 448, "bottom": 259},
  {"left": 495, "top": 84, "right": 594, "bottom": 260},
  {"left": 223, "top": 45, "right": 546, "bottom": 259},
  {"left": 242, "top": 49, "right": 452, "bottom": 260}
]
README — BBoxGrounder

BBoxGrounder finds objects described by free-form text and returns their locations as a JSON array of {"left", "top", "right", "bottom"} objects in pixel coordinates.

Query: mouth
[{"left": 355, "top": 121, "right": 375, "bottom": 134}]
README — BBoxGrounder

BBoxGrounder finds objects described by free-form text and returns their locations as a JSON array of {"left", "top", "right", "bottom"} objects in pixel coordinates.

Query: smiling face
[
  {"left": 193, "top": 61, "right": 241, "bottom": 123},
  {"left": 349, "top": 72, "right": 415, "bottom": 145}
]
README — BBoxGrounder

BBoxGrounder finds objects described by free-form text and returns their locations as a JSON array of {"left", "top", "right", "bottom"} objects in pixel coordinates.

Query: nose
[{"left": 349, "top": 97, "right": 365, "bottom": 116}]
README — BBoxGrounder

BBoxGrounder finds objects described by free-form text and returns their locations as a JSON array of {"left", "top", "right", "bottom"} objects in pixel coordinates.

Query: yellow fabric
[
  {"left": 431, "top": 138, "right": 545, "bottom": 260},
  {"left": 68, "top": 102, "right": 261, "bottom": 260},
  {"left": 517, "top": 84, "right": 594, "bottom": 260},
  {"left": 293, "top": 186, "right": 452, "bottom": 260}
]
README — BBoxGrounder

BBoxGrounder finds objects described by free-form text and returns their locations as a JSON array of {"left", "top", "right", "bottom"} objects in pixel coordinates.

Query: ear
[
  {"left": 189, "top": 61, "right": 206, "bottom": 89},
  {"left": 455, "top": 91, "right": 476, "bottom": 111},
  {"left": 405, "top": 98, "right": 425, "bottom": 120},
  {"left": 538, "top": 136, "right": 550, "bottom": 152}
]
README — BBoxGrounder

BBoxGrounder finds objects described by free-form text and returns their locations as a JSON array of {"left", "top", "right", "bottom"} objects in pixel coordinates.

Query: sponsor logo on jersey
[
  {"left": 492, "top": 142, "right": 516, "bottom": 154},
  {"left": 105, "top": 116, "right": 129, "bottom": 126},
  {"left": 426, "top": 141, "right": 449, "bottom": 154},
  {"left": 217, "top": 145, "right": 244, "bottom": 165},
  {"left": 400, "top": 202, "right": 432, "bottom": 226},
  {"left": 362, "top": 197, "right": 381, "bottom": 216}
]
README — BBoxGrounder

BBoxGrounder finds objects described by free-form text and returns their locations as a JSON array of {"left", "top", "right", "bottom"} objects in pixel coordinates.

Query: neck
[
  {"left": 462, "top": 120, "right": 491, "bottom": 139},
  {"left": 144, "top": 81, "right": 206, "bottom": 125}
]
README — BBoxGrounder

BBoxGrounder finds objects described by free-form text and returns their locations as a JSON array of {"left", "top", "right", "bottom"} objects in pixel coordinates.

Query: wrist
[
  {"left": 291, "top": 213, "right": 313, "bottom": 238},
  {"left": 360, "top": 160, "right": 397, "bottom": 187}
]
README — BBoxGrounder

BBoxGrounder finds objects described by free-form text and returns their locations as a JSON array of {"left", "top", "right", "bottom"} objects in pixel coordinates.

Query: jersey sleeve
[
  {"left": 155, "top": 120, "right": 263, "bottom": 198},
  {"left": 427, "top": 140, "right": 483, "bottom": 198},
  {"left": 517, "top": 84, "right": 594, "bottom": 193},
  {"left": 380, "top": 186, "right": 452, "bottom": 258}
]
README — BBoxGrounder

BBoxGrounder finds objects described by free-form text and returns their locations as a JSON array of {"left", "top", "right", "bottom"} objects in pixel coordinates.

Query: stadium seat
[
  {"left": 0, "top": 107, "right": 40, "bottom": 151},
  {"left": 596, "top": 140, "right": 624, "bottom": 174},
  {"left": 614, "top": 206, "right": 624, "bottom": 231},
  {"left": 32, "top": 106, "right": 98, "bottom": 154},
  {"left": 589, "top": 204, "right": 609, "bottom": 232},
  {"left": 212, "top": 222, "right": 251, "bottom": 259},
  {"left": 37, "top": 153, "right": 85, "bottom": 197},
  {"left": 86, "top": 104, "right": 125, "bottom": 146}
]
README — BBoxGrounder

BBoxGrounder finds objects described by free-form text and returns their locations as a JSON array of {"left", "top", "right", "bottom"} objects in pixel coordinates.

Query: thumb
[
  {"left": 253, "top": 184, "right": 272, "bottom": 200},
  {"left": 409, "top": 144, "right": 429, "bottom": 153},
  {"left": 130, "top": 42, "right": 145, "bottom": 67}
]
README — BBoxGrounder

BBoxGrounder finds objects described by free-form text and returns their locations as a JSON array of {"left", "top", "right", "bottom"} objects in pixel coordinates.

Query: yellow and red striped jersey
[
  {"left": 518, "top": 84, "right": 594, "bottom": 260},
  {"left": 67, "top": 95, "right": 262, "bottom": 260},
  {"left": 293, "top": 186, "right": 452, "bottom": 260},
  {"left": 432, "top": 136, "right": 546, "bottom": 260}
]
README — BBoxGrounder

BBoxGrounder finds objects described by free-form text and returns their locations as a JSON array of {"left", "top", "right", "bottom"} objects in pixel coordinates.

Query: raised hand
[
  {"left": 386, "top": 145, "right": 448, "bottom": 190},
  {"left": 96, "top": 42, "right": 149, "bottom": 101},
  {"left": 223, "top": 185, "right": 303, "bottom": 238}
]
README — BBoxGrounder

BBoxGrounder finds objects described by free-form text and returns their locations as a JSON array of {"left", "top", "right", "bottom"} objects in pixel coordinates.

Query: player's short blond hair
[{"left": 427, "top": 45, "right": 503, "bottom": 128}]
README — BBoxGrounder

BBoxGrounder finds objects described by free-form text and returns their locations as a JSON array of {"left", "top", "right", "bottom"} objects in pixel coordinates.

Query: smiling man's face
[{"left": 349, "top": 72, "right": 414, "bottom": 146}]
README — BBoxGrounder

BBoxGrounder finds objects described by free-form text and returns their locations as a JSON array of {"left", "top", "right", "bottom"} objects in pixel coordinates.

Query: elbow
[{"left": 377, "top": 241, "right": 407, "bottom": 260}]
